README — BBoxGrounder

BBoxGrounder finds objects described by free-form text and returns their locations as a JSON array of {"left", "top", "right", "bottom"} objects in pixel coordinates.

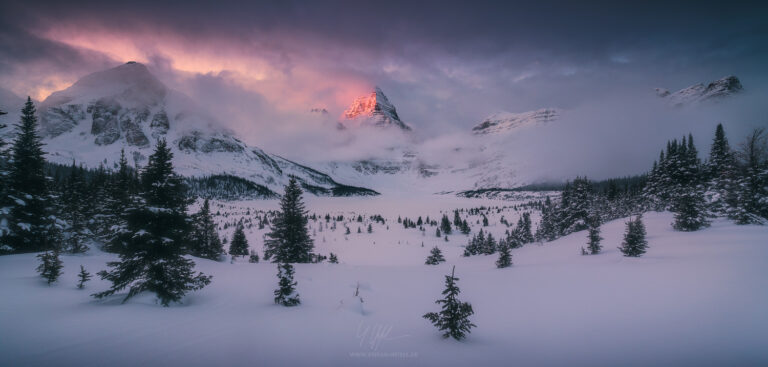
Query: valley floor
[{"left": 1, "top": 205, "right": 767, "bottom": 366}]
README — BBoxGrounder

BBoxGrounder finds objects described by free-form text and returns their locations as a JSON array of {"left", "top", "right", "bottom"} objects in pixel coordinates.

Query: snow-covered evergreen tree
[
  {"left": 423, "top": 266, "right": 476, "bottom": 340},
  {"left": 619, "top": 216, "right": 648, "bottom": 257},
  {"left": 705, "top": 124, "right": 739, "bottom": 215},
  {"left": 60, "top": 162, "right": 89, "bottom": 253},
  {"left": 732, "top": 128, "right": 768, "bottom": 224},
  {"left": 264, "top": 177, "right": 314, "bottom": 263},
  {"left": 93, "top": 139, "right": 211, "bottom": 306},
  {"left": 36, "top": 250, "right": 63, "bottom": 285},
  {"left": 425, "top": 246, "right": 446, "bottom": 265},
  {"left": 229, "top": 222, "right": 249, "bottom": 258},
  {"left": 248, "top": 250, "right": 260, "bottom": 263},
  {"left": 586, "top": 216, "right": 603, "bottom": 255},
  {"left": 191, "top": 199, "right": 224, "bottom": 260},
  {"left": 7, "top": 98, "right": 58, "bottom": 253},
  {"left": 329, "top": 252, "right": 338, "bottom": 264},
  {"left": 274, "top": 263, "right": 300, "bottom": 306},
  {"left": 440, "top": 214, "right": 452, "bottom": 235},
  {"left": 496, "top": 242, "right": 512, "bottom": 268},
  {"left": 77, "top": 265, "right": 92, "bottom": 289}
]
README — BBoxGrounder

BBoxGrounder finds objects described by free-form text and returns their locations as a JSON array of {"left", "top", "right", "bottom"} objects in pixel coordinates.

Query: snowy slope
[
  {"left": 657, "top": 76, "right": 743, "bottom": 106},
  {"left": 471, "top": 108, "right": 558, "bottom": 135},
  {"left": 1, "top": 203, "right": 766, "bottom": 367},
  {"left": 35, "top": 62, "right": 377, "bottom": 196}
]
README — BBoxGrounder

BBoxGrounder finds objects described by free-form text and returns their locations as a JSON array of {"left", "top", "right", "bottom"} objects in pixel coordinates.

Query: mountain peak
[
  {"left": 342, "top": 86, "right": 410, "bottom": 131},
  {"left": 658, "top": 75, "right": 743, "bottom": 106}
]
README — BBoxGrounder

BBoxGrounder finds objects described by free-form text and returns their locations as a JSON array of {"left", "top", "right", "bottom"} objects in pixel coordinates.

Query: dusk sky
[{"left": 1, "top": 1, "right": 767, "bottom": 167}]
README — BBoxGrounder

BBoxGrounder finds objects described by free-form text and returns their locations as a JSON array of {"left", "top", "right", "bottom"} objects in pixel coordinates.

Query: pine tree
[
  {"left": 435, "top": 228, "right": 441, "bottom": 237},
  {"left": 425, "top": 246, "right": 446, "bottom": 265},
  {"left": 440, "top": 214, "right": 452, "bottom": 235},
  {"left": 672, "top": 190, "right": 710, "bottom": 231},
  {"left": 496, "top": 242, "right": 512, "bottom": 268},
  {"left": 248, "top": 250, "right": 260, "bottom": 263},
  {"left": 77, "top": 265, "right": 92, "bottom": 289},
  {"left": 274, "top": 263, "right": 300, "bottom": 306},
  {"left": 61, "top": 162, "right": 89, "bottom": 253},
  {"left": 619, "top": 216, "right": 648, "bottom": 257},
  {"left": 453, "top": 209, "right": 462, "bottom": 227},
  {"left": 423, "top": 266, "right": 476, "bottom": 340},
  {"left": 460, "top": 219, "right": 471, "bottom": 235},
  {"left": 586, "top": 213, "right": 603, "bottom": 255},
  {"left": 329, "top": 253, "right": 339, "bottom": 264},
  {"left": 93, "top": 140, "right": 211, "bottom": 306},
  {"left": 36, "top": 250, "right": 63, "bottom": 285},
  {"left": 706, "top": 124, "right": 738, "bottom": 215},
  {"left": 7, "top": 98, "right": 57, "bottom": 253},
  {"left": 102, "top": 149, "right": 136, "bottom": 251},
  {"left": 367, "top": 223, "right": 372, "bottom": 233},
  {"left": 191, "top": 199, "right": 224, "bottom": 260},
  {"left": 732, "top": 128, "right": 768, "bottom": 224},
  {"left": 229, "top": 222, "right": 249, "bottom": 258},
  {"left": 264, "top": 177, "right": 314, "bottom": 263}
]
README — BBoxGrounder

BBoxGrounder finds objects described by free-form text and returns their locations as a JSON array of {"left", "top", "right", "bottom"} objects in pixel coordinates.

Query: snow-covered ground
[{"left": 1, "top": 197, "right": 767, "bottom": 367}]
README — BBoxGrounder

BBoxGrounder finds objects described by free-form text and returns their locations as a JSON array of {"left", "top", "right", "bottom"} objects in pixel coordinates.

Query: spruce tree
[
  {"left": 264, "top": 177, "right": 314, "bottom": 263},
  {"left": 496, "top": 242, "right": 512, "bottom": 268},
  {"left": 61, "top": 162, "right": 89, "bottom": 253},
  {"left": 77, "top": 265, "right": 92, "bottom": 289},
  {"left": 229, "top": 222, "right": 249, "bottom": 258},
  {"left": 93, "top": 140, "right": 211, "bottom": 306},
  {"left": 440, "top": 214, "right": 452, "bottom": 235},
  {"left": 329, "top": 252, "right": 339, "bottom": 264},
  {"left": 274, "top": 263, "right": 300, "bottom": 306},
  {"left": 7, "top": 98, "right": 56, "bottom": 253},
  {"left": 423, "top": 266, "right": 476, "bottom": 340},
  {"left": 191, "top": 199, "right": 224, "bottom": 260},
  {"left": 586, "top": 213, "right": 602, "bottom": 255},
  {"left": 367, "top": 223, "right": 372, "bottom": 233},
  {"left": 619, "top": 216, "right": 648, "bottom": 257},
  {"left": 732, "top": 128, "right": 768, "bottom": 223},
  {"left": 425, "top": 246, "right": 446, "bottom": 265},
  {"left": 36, "top": 250, "right": 63, "bottom": 285},
  {"left": 706, "top": 124, "right": 738, "bottom": 215}
]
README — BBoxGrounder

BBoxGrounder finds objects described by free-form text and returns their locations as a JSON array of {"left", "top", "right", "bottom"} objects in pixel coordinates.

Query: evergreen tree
[
  {"left": 440, "top": 214, "right": 452, "bottom": 235},
  {"left": 61, "top": 162, "right": 89, "bottom": 253},
  {"left": 435, "top": 228, "right": 441, "bottom": 237},
  {"left": 7, "top": 98, "right": 57, "bottom": 253},
  {"left": 367, "top": 223, "right": 372, "bottom": 233},
  {"left": 706, "top": 124, "right": 738, "bottom": 215},
  {"left": 77, "top": 265, "right": 92, "bottom": 289},
  {"left": 672, "top": 190, "right": 710, "bottom": 231},
  {"left": 619, "top": 216, "right": 648, "bottom": 257},
  {"left": 425, "top": 246, "right": 446, "bottom": 265},
  {"left": 93, "top": 140, "right": 211, "bottom": 306},
  {"left": 460, "top": 219, "right": 471, "bottom": 235},
  {"left": 329, "top": 252, "right": 339, "bottom": 264},
  {"left": 191, "top": 199, "right": 224, "bottom": 260},
  {"left": 229, "top": 222, "right": 249, "bottom": 258},
  {"left": 274, "top": 263, "right": 300, "bottom": 306},
  {"left": 264, "top": 177, "right": 314, "bottom": 263},
  {"left": 586, "top": 218, "right": 603, "bottom": 255},
  {"left": 423, "top": 266, "right": 476, "bottom": 340},
  {"left": 732, "top": 128, "right": 768, "bottom": 224},
  {"left": 453, "top": 209, "right": 462, "bottom": 227},
  {"left": 101, "top": 149, "right": 136, "bottom": 249},
  {"left": 496, "top": 242, "right": 512, "bottom": 268},
  {"left": 36, "top": 250, "right": 63, "bottom": 285}
]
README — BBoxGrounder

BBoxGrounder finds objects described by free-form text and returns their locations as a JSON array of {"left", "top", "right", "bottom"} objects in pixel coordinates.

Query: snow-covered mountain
[
  {"left": 340, "top": 86, "right": 411, "bottom": 131},
  {"left": 472, "top": 108, "right": 559, "bottom": 135},
  {"left": 656, "top": 76, "right": 743, "bottom": 106},
  {"left": 32, "top": 62, "right": 378, "bottom": 197}
]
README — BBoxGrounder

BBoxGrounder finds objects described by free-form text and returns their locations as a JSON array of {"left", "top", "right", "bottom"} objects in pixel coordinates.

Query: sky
[{"left": 1, "top": 0, "right": 766, "bottom": 179}]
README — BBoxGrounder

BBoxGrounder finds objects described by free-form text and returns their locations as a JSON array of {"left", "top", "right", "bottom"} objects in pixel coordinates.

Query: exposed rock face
[
  {"left": 89, "top": 99, "right": 121, "bottom": 145},
  {"left": 42, "top": 104, "right": 85, "bottom": 137},
  {"left": 658, "top": 76, "right": 743, "bottom": 106},
  {"left": 177, "top": 131, "right": 245, "bottom": 153},
  {"left": 150, "top": 110, "right": 170, "bottom": 138},
  {"left": 341, "top": 86, "right": 411, "bottom": 130},
  {"left": 472, "top": 108, "right": 558, "bottom": 135}
]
